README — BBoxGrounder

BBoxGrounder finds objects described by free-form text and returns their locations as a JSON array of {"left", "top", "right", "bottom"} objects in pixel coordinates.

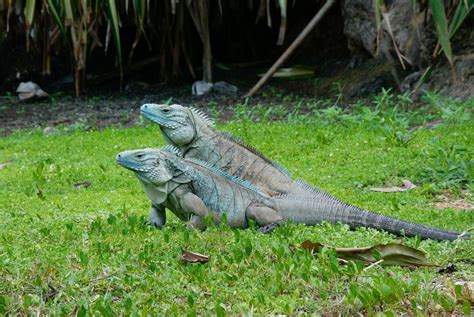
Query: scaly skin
[
  {"left": 140, "top": 103, "right": 309, "bottom": 197},
  {"left": 116, "top": 147, "right": 468, "bottom": 241}
]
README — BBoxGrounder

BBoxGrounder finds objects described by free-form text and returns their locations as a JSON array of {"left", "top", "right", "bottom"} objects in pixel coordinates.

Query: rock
[
  {"left": 345, "top": 76, "right": 384, "bottom": 98},
  {"left": 191, "top": 80, "right": 238, "bottom": 96},
  {"left": 426, "top": 54, "right": 474, "bottom": 100},
  {"left": 213, "top": 81, "right": 238, "bottom": 95},
  {"left": 455, "top": 53, "right": 474, "bottom": 81},
  {"left": 399, "top": 71, "right": 422, "bottom": 94},
  {"left": 342, "top": 0, "right": 433, "bottom": 68},
  {"left": 16, "top": 81, "right": 48, "bottom": 101},
  {"left": 192, "top": 81, "right": 213, "bottom": 96},
  {"left": 43, "top": 126, "right": 58, "bottom": 135},
  {"left": 342, "top": 1, "right": 377, "bottom": 56}
]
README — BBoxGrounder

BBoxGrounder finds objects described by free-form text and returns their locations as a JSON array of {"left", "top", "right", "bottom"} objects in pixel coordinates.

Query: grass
[{"left": 0, "top": 95, "right": 473, "bottom": 315}]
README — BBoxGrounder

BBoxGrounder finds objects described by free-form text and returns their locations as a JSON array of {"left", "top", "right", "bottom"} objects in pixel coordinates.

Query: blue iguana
[
  {"left": 140, "top": 103, "right": 312, "bottom": 197},
  {"left": 116, "top": 147, "right": 467, "bottom": 241}
]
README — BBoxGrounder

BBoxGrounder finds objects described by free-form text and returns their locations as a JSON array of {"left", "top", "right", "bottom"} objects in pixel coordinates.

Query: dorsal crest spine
[
  {"left": 187, "top": 158, "right": 261, "bottom": 193},
  {"left": 218, "top": 131, "right": 292, "bottom": 178},
  {"left": 189, "top": 107, "right": 215, "bottom": 127},
  {"left": 295, "top": 179, "right": 327, "bottom": 194},
  {"left": 273, "top": 193, "right": 353, "bottom": 209},
  {"left": 161, "top": 145, "right": 183, "bottom": 156}
]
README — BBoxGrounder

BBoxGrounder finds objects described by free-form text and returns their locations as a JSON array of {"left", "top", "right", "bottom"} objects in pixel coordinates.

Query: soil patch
[{"left": 0, "top": 79, "right": 318, "bottom": 135}]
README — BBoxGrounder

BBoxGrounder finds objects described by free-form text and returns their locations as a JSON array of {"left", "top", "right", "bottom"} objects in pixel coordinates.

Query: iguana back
[{"left": 140, "top": 103, "right": 314, "bottom": 197}]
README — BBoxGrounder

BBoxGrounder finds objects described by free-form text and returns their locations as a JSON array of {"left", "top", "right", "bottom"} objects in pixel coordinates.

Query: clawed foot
[
  {"left": 143, "top": 220, "right": 163, "bottom": 229},
  {"left": 259, "top": 221, "right": 282, "bottom": 234}
]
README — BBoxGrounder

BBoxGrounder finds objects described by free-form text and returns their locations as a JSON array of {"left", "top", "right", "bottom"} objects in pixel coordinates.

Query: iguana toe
[
  {"left": 259, "top": 222, "right": 281, "bottom": 234},
  {"left": 144, "top": 220, "right": 163, "bottom": 229}
]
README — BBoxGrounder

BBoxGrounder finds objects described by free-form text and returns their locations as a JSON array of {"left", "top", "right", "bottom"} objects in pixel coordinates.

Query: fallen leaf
[
  {"left": 434, "top": 200, "right": 474, "bottom": 210},
  {"left": 258, "top": 67, "right": 314, "bottom": 79},
  {"left": 181, "top": 250, "right": 209, "bottom": 263},
  {"left": 370, "top": 179, "right": 416, "bottom": 192},
  {"left": 456, "top": 281, "right": 474, "bottom": 303},
  {"left": 300, "top": 240, "right": 324, "bottom": 252},
  {"left": 299, "top": 240, "right": 436, "bottom": 267},
  {"left": 0, "top": 161, "right": 12, "bottom": 170},
  {"left": 74, "top": 182, "right": 92, "bottom": 188}
]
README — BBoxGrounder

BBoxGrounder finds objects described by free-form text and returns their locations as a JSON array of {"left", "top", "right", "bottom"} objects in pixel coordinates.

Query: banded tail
[{"left": 274, "top": 195, "right": 467, "bottom": 241}]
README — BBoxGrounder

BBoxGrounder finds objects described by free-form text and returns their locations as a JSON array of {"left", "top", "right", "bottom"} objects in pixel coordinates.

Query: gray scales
[
  {"left": 116, "top": 147, "right": 467, "bottom": 241},
  {"left": 140, "top": 103, "right": 312, "bottom": 198}
]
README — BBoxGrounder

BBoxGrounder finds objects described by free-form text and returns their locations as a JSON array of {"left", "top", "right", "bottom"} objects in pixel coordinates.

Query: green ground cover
[{"left": 1, "top": 95, "right": 473, "bottom": 315}]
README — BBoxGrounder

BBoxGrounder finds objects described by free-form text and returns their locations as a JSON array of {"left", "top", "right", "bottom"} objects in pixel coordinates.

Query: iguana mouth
[
  {"left": 116, "top": 155, "right": 147, "bottom": 172},
  {"left": 140, "top": 108, "right": 181, "bottom": 129}
]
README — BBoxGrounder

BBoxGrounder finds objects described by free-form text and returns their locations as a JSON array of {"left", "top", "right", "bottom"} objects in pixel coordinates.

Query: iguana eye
[
  {"left": 136, "top": 153, "right": 144, "bottom": 159},
  {"left": 162, "top": 109, "right": 170, "bottom": 113}
]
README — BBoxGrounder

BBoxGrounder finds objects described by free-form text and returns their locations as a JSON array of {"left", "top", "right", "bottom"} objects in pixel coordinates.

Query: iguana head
[
  {"left": 140, "top": 103, "right": 214, "bottom": 149},
  {"left": 116, "top": 148, "right": 174, "bottom": 185},
  {"left": 116, "top": 147, "right": 191, "bottom": 204}
]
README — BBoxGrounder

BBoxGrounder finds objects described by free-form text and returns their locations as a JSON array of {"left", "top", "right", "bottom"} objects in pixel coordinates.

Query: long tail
[{"left": 274, "top": 194, "right": 467, "bottom": 241}]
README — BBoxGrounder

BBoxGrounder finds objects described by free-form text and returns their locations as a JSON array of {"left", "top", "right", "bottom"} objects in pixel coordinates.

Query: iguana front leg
[
  {"left": 178, "top": 192, "right": 209, "bottom": 230},
  {"left": 148, "top": 204, "right": 166, "bottom": 228}
]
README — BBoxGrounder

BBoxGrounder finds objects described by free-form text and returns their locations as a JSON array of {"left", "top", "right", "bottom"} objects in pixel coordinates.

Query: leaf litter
[
  {"left": 298, "top": 240, "right": 436, "bottom": 267},
  {"left": 181, "top": 250, "right": 209, "bottom": 264},
  {"left": 0, "top": 161, "right": 12, "bottom": 170},
  {"left": 369, "top": 179, "right": 417, "bottom": 193}
]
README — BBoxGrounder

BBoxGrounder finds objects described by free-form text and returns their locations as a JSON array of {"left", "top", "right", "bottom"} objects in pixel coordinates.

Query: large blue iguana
[
  {"left": 140, "top": 103, "right": 313, "bottom": 197},
  {"left": 116, "top": 147, "right": 467, "bottom": 241}
]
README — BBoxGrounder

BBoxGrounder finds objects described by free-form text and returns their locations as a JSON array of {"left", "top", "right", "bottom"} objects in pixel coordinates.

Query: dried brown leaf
[
  {"left": 181, "top": 250, "right": 209, "bottom": 263},
  {"left": 456, "top": 281, "right": 474, "bottom": 303},
  {"left": 370, "top": 179, "right": 416, "bottom": 193},
  {"left": 74, "top": 181, "right": 92, "bottom": 188},
  {"left": 299, "top": 240, "right": 436, "bottom": 267},
  {"left": 300, "top": 240, "right": 324, "bottom": 253},
  {"left": 0, "top": 161, "right": 12, "bottom": 170},
  {"left": 435, "top": 200, "right": 474, "bottom": 210}
]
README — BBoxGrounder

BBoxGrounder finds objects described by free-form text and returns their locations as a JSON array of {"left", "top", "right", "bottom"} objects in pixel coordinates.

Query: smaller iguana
[{"left": 116, "top": 147, "right": 467, "bottom": 241}]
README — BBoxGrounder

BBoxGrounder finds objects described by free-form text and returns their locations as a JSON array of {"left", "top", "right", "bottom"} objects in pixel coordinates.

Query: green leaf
[
  {"left": 77, "top": 305, "right": 87, "bottom": 317},
  {"left": 374, "top": 0, "right": 385, "bottom": 35},
  {"left": 462, "top": 299, "right": 472, "bottom": 315},
  {"left": 106, "top": 0, "right": 122, "bottom": 65},
  {"left": 64, "top": 0, "right": 74, "bottom": 22},
  {"left": 448, "top": 0, "right": 474, "bottom": 37},
  {"left": 0, "top": 295, "right": 8, "bottom": 314},
  {"left": 430, "top": 0, "right": 453, "bottom": 66},
  {"left": 24, "top": 0, "right": 36, "bottom": 27},
  {"left": 47, "top": 0, "right": 66, "bottom": 34}
]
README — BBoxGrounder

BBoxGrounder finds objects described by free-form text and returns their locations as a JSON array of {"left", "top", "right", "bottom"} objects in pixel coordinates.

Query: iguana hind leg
[
  {"left": 187, "top": 215, "right": 205, "bottom": 230},
  {"left": 246, "top": 203, "right": 283, "bottom": 226}
]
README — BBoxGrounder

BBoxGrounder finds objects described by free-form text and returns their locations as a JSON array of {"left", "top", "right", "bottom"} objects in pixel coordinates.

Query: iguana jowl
[
  {"left": 116, "top": 147, "right": 467, "bottom": 241},
  {"left": 140, "top": 103, "right": 308, "bottom": 197}
]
